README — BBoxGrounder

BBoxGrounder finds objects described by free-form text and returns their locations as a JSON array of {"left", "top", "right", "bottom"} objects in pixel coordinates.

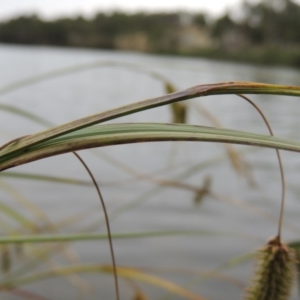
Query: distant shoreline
[
  {"left": 1, "top": 41, "right": 300, "bottom": 71},
  {"left": 1, "top": 3, "right": 300, "bottom": 70}
]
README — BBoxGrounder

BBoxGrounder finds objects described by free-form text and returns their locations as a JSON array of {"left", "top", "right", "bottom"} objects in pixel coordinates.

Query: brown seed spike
[{"left": 245, "top": 237, "right": 296, "bottom": 300}]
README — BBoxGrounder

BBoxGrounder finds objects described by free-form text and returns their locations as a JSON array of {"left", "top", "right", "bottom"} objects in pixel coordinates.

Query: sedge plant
[{"left": 1, "top": 62, "right": 300, "bottom": 299}]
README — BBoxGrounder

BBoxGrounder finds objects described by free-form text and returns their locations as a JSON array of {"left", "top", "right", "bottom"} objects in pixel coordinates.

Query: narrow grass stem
[
  {"left": 72, "top": 152, "right": 120, "bottom": 300},
  {"left": 237, "top": 94, "right": 285, "bottom": 242}
]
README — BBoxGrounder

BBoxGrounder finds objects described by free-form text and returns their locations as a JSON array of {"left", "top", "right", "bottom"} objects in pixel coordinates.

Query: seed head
[{"left": 245, "top": 236, "right": 296, "bottom": 300}]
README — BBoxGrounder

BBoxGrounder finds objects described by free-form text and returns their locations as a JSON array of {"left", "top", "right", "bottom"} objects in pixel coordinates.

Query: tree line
[
  {"left": 0, "top": 12, "right": 184, "bottom": 51},
  {"left": 1, "top": 0, "right": 300, "bottom": 67}
]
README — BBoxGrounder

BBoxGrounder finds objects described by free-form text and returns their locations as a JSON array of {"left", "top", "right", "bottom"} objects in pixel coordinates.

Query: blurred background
[
  {"left": 1, "top": 0, "right": 300, "bottom": 67},
  {"left": 1, "top": 0, "right": 300, "bottom": 299}
]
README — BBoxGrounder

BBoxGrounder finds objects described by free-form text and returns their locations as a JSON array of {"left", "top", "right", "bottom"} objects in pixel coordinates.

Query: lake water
[{"left": 0, "top": 44, "right": 300, "bottom": 299}]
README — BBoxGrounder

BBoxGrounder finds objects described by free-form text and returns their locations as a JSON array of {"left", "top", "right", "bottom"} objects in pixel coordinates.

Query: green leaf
[
  {"left": 1, "top": 82, "right": 300, "bottom": 158},
  {"left": 0, "top": 123, "right": 300, "bottom": 171}
]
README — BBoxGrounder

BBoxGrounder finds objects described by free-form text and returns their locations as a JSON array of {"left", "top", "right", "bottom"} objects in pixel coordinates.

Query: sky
[
  {"left": 0, "top": 0, "right": 259, "bottom": 20},
  {"left": 1, "top": 0, "right": 300, "bottom": 21}
]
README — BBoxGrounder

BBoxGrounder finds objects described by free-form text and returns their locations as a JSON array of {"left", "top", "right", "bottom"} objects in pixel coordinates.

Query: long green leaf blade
[
  {"left": 0, "top": 123, "right": 300, "bottom": 171},
  {"left": 1, "top": 82, "right": 300, "bottom": 157}
]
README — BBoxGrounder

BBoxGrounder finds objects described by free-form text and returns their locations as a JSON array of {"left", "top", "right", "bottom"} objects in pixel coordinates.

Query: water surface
[{"left": 0, "top": 44, "right": 300, "bottom": 299}]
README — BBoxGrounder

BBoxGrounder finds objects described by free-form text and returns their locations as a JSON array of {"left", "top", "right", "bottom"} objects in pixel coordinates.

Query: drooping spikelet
[{"left": 245, "top": 236, "right": 296, "bottom": 300}]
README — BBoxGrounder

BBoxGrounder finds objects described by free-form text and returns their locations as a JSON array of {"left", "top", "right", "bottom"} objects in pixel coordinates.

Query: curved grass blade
[
  {"left": 0, "top": 229, "right": 231, "bottom": 244},
  {"left": 1, "top": 82, "right": 300, "bottom": 158},
  {"left": 0, "top": 202, "right": 35, "bottom": 231},
  {"left": 0, "top": 104, "right": 52, "bottom": 128},
  {"left": 1, "top": 265, "right": 209, "bottom": 300},
  {"left": 1, "top": 123, "right": 300, "bottom": 171},
  {"left": 0, "top": 61, "right": 171, "bottom": 97},
  {"left": 0, "top": 61, "right": 172, "bottom": 129},
  {"left": 0, "top": 171, "right": 92, "bottom": 186}
]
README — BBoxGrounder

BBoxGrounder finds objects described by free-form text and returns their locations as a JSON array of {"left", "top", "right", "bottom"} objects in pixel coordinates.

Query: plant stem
[
  {"left": 237, "top": 94, "right": 285, "bottom": 242},
  {"left": 73, "top": 152, "right": 120, "bottom": 300}
]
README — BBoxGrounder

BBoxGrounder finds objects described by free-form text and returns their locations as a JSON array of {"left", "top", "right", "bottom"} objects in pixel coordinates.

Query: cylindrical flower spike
[{"left": 245, "top": 236, "right": 296, "bottom": 300}]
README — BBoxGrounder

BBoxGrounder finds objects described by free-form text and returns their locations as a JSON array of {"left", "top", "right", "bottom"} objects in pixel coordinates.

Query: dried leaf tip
[{"left": 244, "top": 236, "right": 296, "bottom": 300}]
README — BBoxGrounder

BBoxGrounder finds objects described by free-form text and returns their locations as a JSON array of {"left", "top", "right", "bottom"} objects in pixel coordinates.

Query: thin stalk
[
  {"left": 0, "top": 119, "right": 120, "bottom": 297},
  {"left": 237, "top": 94, "right": 285, "bottom": 242},
  {"left": 72, "top": 152, "right": 120, "bottom": 300}
]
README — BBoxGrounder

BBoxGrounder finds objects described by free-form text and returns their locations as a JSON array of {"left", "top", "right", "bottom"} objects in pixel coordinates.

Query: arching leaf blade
[
  {"left": 1, "top": 82, "right": 300, "bottom": 157},
  {"left": 0, "top": 123, "right": 300, "bottom": 171}
]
